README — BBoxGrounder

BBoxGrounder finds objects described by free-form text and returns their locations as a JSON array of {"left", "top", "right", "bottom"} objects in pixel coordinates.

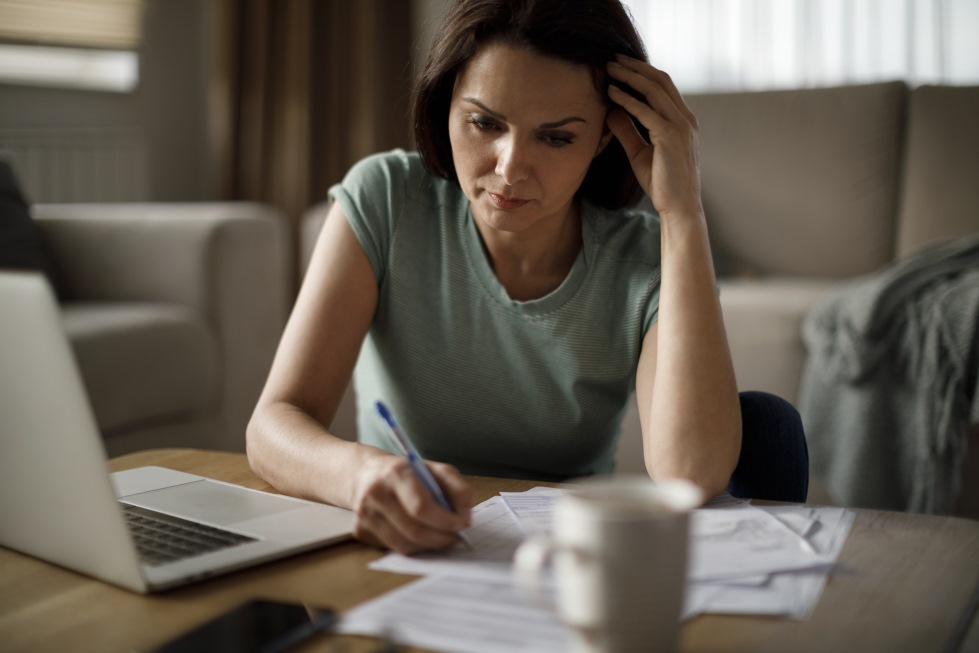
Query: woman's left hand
[{"left": 606, "top": 55, "right": 703, "bottom": 219}]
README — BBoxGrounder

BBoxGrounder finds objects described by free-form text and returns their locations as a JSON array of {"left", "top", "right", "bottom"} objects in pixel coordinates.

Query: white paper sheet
[
  {"left": 342, "top": 563, "right": 714, "bottom": 653},
  {"left": 689, "top": 501, "right": 838, "bottom": 580},
  {"left": 338, "top": 574, "right": 571, "bottom": 653},
  {"left": 502, "top": 488, "right": 847, "bottom": 582},
  {"left": 500, "top": 488, "right": 748, "bottom": 534},
  {"left": 499, "top": 487, "right": 566, "bottom": 533},
  {"left": 686, "top": 505, "right": 855, "bottom": 618}
]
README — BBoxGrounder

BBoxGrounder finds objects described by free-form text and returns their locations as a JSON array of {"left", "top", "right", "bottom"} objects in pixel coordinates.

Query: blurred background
[
  {"left": 2, "top": 1, "right": 978, "bottom": 513},
  {"left": 0, "top": 0, "right": 977, "bottom": 273},
  {"left": 626, "top": 0, "right": 979, "bottom": 91}
]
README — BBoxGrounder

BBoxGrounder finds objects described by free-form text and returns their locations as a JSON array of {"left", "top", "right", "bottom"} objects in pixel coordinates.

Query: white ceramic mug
[{"left": 513, "top": 476, "right": 701, "bottom": 653}]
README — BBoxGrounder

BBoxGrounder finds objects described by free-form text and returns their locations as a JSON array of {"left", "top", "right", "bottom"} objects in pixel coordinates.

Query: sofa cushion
[
  {"left": 896, "top": 85, "right": 979, "bottom": 257},
  {"left": 719, "top": 278, "right": 840, "bottom": 406},
  {"left": 688, "top": 82, "right": 906, "bottom": 278},
  {"left": 62, "top": 303, "right": 218, "bottom": 435}
]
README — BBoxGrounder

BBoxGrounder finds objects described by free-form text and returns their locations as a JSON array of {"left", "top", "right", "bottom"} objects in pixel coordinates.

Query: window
[
  {"left": 0, "top": 0, "right": 144, "bottom": 92},
  {"left": 623, "top": 0, "right": 979, "bottom": 92}
]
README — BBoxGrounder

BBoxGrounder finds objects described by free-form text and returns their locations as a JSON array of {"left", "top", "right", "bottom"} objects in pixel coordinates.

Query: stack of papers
[
  {"left": 685, "top": 497, "right": 854, "bottom": 619},
  {"left": 339, "top": 488, "right": 854, "bottom": 653}
]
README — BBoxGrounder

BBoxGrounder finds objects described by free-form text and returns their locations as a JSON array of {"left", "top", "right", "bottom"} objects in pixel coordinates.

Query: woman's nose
[{"left": 495, "top": 136, "right": 531, "bottom": 185}]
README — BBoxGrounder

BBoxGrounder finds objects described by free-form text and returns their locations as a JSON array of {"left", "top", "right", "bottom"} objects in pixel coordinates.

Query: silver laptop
[{"left": 0, "top": 272, "right": 354, "bottom": 593}]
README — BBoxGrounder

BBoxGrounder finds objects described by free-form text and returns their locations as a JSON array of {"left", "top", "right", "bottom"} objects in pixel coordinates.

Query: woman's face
[{"left": 448, "top": 41, "right": 611, "bottom": 238}]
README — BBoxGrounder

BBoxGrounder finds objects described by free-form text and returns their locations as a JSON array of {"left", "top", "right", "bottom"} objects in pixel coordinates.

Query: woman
[{"left": 247, "top": 0, "right": 750, "bottom": 554}]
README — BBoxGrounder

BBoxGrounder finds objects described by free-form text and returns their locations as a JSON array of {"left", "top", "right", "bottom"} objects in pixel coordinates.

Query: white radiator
[{"left": 0, "top": 127, "right": 148, "bottom": 203}]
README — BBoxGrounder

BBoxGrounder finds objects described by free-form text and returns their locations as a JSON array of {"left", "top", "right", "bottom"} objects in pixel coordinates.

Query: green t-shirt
[{"left": 329, "top": 149, "right": 661, "bottom": 481}]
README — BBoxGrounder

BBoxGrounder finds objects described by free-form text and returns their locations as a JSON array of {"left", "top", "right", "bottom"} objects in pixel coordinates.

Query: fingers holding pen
[
  {"left": 426, "top": 460, "right": 474, "bottom": 525},
  {"left": 354, "top": 500, "right": 428, "bottom": 554},
  {"left": 352, "top": 455, "right": 471, "bottom": 555}
]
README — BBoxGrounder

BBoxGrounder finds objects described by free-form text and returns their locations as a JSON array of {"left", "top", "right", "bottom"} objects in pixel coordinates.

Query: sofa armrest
[
  {"left": 33, "top": 203, "right": 284, "bottom": 307},
  {"left": 33, "top": 202, "right": 291, "bottom": 451}
]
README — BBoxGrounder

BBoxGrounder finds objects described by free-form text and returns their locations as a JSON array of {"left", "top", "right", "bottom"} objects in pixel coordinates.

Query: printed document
[{"left": 346, "top": 487, "right": 855, "bottom": 651}]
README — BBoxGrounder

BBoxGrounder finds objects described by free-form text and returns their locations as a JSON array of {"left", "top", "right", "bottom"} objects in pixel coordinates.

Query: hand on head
[
  {"left": 606, "top": 55, "right": 704, "bottom": 219},
  {"left": 350, "top": 454, "right": 474, "bottom": 555}
]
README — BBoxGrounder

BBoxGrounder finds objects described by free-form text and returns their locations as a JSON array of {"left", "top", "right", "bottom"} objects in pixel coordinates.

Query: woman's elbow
[
  {"left": 245, "top": 403, "right": 277, "bottom": 480},
  {"left": 644, "top": 430, "right": 741, "bottom": 501}
]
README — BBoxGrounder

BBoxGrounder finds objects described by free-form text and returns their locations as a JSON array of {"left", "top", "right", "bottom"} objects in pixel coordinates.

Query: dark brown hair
[{"left": 412, "top": 0, "right": 649, "bottom": 209}]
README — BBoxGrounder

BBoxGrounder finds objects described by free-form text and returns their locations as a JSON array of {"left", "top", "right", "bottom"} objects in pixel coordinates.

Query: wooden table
[{"left": 1, "top": 448, "right": 978, "bottom": 653}]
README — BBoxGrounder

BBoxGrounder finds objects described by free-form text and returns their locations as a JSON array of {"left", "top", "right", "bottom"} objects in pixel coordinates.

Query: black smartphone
[{"left": 147, "top": 599, "right": 336, "bottom": 653}]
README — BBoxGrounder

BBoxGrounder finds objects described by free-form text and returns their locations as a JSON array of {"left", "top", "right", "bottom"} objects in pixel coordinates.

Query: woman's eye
[
  {"left": 467, "top": 116, "right": 498, "bottom": 131},
  {"left": 542, "top": 133, "right": 574, "bottom": 148}
]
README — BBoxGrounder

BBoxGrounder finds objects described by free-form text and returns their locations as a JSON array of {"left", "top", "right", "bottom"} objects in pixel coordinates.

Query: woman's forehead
[{"left": 452, "top": 41, "right": 606, "bottom": 119}]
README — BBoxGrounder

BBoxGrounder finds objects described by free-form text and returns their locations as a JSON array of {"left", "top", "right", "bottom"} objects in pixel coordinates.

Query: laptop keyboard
[{"left": 120, "top": 503, "right": 257, "bottom": 567}]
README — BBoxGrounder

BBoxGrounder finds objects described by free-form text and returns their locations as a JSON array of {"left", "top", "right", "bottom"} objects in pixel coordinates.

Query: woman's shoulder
[
  {"left": 343, "top": 149, "right": 456, "bottom": 203},
  {"left": 585, "top": 200, "right": 662, "bottom": 266},
  {"left": 342, "top": 148, "right": 426, "bottom": 187}
]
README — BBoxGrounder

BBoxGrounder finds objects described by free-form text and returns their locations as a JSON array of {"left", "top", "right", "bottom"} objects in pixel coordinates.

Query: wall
[
  {"left": 0, "top": 0, "right": 450, "bottom": 205},
  {"left": 0, "top": 0, "right": 215, "bottom": 203},
  {"left": 412, "top": 0, "right": 450, "bottom": 77},
  {"left": 136, "top": 0, "right": 215, "bottom": 201}
]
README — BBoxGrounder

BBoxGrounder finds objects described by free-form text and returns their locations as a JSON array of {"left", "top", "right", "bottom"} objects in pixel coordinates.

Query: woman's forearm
[
  {"left": 246, "top": 400, "right": 388, "bottom": 509},
  {"left": 644, "top": 211, "right": 741, "bottom": 496}
]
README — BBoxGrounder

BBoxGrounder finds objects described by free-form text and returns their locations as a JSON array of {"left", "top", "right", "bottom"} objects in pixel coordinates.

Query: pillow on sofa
[{"left": 0, "top": 156, "right": 62, "bottom": 296}]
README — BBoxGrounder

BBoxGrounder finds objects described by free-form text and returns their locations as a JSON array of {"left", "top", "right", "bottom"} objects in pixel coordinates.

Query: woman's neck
[{"left": 474, "top": 202, "right": 583, "bottom": 302}]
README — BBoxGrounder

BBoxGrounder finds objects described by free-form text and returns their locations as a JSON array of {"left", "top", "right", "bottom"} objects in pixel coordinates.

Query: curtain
[
  {"left": 623, "top": 0, "right": 979, "bottom": 92},
  {"left": 212, "top": 0, "right": 414, "bottom": 283}
]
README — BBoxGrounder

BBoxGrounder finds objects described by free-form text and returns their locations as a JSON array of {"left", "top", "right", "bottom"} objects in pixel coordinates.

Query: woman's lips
[{"left": 488, "top": 192, "right": 530, "bottom": 210}]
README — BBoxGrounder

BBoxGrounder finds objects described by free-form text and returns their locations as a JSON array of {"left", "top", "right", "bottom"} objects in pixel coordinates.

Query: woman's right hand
[{"left": 350, "top": 453, "right": 474, "bottom": 555}]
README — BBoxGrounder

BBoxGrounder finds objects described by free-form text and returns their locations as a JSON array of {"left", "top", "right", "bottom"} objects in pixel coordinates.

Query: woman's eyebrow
[{"left": 462, "top": 96, "right": 587, "bottom": 129}]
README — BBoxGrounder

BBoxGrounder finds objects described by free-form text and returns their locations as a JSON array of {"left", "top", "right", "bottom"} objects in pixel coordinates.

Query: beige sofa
[
  {"left": 688, "top": 81, "right": 978, "bottom": 406},
  {"left": 304, "top": 81, "right": 979, "bottom": 514},
  {"left": 33, "top": 202, "right": 290, "bottom": 457},
  {"left": 686, "top": 82, "right": 979, "bottom": 516}
]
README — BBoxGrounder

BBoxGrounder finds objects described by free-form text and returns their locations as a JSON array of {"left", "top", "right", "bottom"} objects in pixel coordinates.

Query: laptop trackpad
[{"left": 122, "top": 480, "right": 305, "bottom": 526}]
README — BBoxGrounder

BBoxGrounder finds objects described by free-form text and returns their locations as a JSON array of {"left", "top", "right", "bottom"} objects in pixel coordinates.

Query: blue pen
[{"left": 375, "top": 401, "right": 474, "bottom": 550}]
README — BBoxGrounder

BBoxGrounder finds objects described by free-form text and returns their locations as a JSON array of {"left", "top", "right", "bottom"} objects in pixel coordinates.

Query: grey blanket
[{"left": 799, "top": 234, "right": 979, "bottom": 514}]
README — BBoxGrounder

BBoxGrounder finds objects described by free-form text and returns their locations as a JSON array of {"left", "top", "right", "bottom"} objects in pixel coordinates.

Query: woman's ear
[{"left": 595, "top": 123, "right": 614, "bottom": 158}]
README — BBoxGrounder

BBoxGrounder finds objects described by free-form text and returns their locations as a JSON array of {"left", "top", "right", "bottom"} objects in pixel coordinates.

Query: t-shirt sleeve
[
  {"left": 634, "top": 212, "right": 662, "bottom": 336},
  {"left": 641, "top": 277, "right": 660, "bottom": 335},
  {"left": 327, "top": 150, "right": 410, "bottom": 285}
]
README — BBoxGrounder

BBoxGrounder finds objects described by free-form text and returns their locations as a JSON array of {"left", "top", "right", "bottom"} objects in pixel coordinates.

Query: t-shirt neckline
[{"left": 462, "top": 201, "right": 594, "bottom": 315}]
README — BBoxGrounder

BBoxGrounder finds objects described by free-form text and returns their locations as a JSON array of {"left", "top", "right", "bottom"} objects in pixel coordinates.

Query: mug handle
[{"left": 513, "top": 534, "right": 558, "bottom": 614}]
